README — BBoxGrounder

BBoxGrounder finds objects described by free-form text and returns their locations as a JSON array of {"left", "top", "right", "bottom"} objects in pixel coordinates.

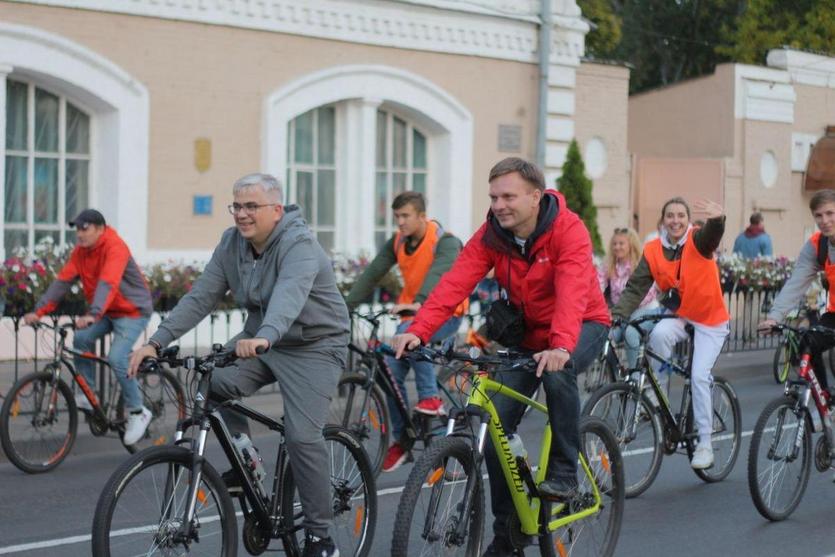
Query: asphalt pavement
[{"left": 2, "top": 349, "right": 835, "bottom": 556}]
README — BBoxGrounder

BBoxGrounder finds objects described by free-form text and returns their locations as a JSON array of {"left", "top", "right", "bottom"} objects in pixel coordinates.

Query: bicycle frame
[
  {"left": 453, "top": 371, "right": 603, "bottom": 537},
  {"left": 172, "top": 360, "right": 295, "bottom": 544},
  {"left": 40, "top": 324, "right": 120, "bottom": 425},
  {"left": 786, "top": 353, "right": 835, "bottom": 460}
]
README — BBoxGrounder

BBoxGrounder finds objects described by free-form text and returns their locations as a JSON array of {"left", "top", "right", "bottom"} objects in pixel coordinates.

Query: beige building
[
  {"left": 0, "top": 0, "right": 631, "bottom": 263},
  {"left": 629, "top": 48, "right": 835, "bottom": 256}
]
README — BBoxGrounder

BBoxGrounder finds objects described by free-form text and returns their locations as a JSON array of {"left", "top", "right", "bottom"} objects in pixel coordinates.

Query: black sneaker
[
  {"left": 302, "top": 532, "right": 339, "bottom": 557},
  {"left": 482, "top": 536, "right": 523, "bottom": 557},
  {"left": 221, "top": 469, "right": 242, "bottom": 494},
  {"left": 538, "top": 478, "right": 578, "bottom": 502}
]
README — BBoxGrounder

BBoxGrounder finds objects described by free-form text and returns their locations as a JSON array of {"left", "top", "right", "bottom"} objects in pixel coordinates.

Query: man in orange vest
[
  {"left": 346, "top": 191, "right": 467, "bottom": 472},
  {"left": 760, "top": 189, "right": 835, "bottom": 392}
]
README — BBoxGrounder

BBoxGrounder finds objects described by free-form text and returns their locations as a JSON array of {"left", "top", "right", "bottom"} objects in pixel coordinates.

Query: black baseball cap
[{"left": 69, "top": 209, "right": 106, "bottom": 228}]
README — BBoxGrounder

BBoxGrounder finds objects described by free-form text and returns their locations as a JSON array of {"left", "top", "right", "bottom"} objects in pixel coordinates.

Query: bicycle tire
[
  {"left": 120, "top": 368, "right": 187, "bottom": 454},
  {"left": 92, "top": 445, "right": 237, "bottom": 556},
  {"left": 771, "top": 339, "right": 791, "bottom": 384},
  {"left": 690, "top": 376, "right": 742, "bottom": 483},
  {"left": 747, "top": 395, "right": 812, "bottom": 521},
  {"left": 281, "top": 426, "right": 377, "bottom": 557},
  {"left": 539, "top": 416, "right": 625, "bottom": 557},
  {"left": 0, "top": 369, "right": 78, "bottom": 474},
  {"left": 582, "top": 382, "right": 663, "bottom": 498},
  {"left": 327, "top": 372, "right": 390, "bottom": 477},
  {"left": 391, "top": 436, "right": 484, "bottom": 556}
]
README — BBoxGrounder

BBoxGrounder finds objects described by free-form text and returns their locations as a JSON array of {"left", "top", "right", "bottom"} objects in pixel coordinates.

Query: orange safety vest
[
  {"left": 643, "top": 233, "right": 729, "bottom": 326},
  {"left": 812, "top": 232, "right": 835, "bottom": 313},
  {"left": 395, "top": 220, "right": 468, "bottom": 320}
]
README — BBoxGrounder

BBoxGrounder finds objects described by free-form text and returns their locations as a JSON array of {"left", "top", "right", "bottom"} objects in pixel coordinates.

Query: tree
[
  {"left": 578, "top": 0, "right": 622, "bottom": 58},
  {"left": 557, "top": 140, "right": 604, "bottom": 254},
  {"left": 717, "top": 0, "right": 835, "bottom": 64}
]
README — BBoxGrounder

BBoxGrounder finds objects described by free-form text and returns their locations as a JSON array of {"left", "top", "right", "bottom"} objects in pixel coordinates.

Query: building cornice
[
  {"left": 11, "top": 0, "right": 587, "bottom": 64},
  {"left": 767, "top": 48, "right": 835, "bottom": 89}
]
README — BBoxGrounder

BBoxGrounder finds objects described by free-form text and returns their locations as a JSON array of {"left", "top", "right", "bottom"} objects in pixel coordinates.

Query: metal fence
[{"left": 0, "top": 289, "right": 787, "bottom": 392}]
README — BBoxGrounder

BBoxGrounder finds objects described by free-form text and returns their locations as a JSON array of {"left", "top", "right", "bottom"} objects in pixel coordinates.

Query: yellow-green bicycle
[{"left": 387, "top": 345, "right": 624, "bottom": 556}]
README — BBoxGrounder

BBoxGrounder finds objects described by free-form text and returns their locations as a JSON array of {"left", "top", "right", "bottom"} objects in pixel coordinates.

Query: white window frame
[
  {"left": 286, "top": 105, "right": 338, "bottom": 250},
  {"left": 4, "top": 79, "right": 93, "bottom": 254},
  {"left": 0, "top": 22, "right": 150, "bottom": 261},
  {"left": 374, "top": 108, "right": 430, "bottom": 247},
  {"left": 264, "top": 65, "right": 474, "bottom": 256}
]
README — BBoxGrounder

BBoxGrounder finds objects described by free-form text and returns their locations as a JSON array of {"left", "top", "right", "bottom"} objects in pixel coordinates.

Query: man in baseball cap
[
  {"left": 69, "top": 208, "right": 106, "bottom": 228},
  {"left": 24, "top": 208, "right": 154, "bottom": 445}
]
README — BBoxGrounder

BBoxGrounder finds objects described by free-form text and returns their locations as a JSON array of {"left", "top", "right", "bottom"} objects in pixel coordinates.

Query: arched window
[
  {"left": 374, "top": 109, "right": 428, "bottom": 249},
  {"left": 4, "top": 78, "right": 90, "bottom": 255},
  {"left": 286, "top": 105, "right": 336, "bottom": 251}
]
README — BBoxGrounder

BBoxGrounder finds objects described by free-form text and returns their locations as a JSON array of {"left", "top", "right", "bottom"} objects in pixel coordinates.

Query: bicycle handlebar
[
  {"left": 378, "top": 342, "right": 547, "bottom": 372},
  {"left": 139, "top": 344, "right": 266, "bottom": 374}
]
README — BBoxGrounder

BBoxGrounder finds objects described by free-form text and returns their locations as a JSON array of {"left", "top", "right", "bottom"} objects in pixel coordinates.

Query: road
[{"left": 1, "top": 349, "right": 835, "bottom": 556}]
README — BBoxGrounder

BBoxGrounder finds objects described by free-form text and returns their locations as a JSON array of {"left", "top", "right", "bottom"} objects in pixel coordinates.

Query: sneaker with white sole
[
  {"left": 690, "top": 443, "right": 714, "bottom": 469},
  {"left": 74, "top": 393, "right": 93, "bottom": 412},
  {"left": 123, "top": 407, "right": 152, "bottom": 445}
]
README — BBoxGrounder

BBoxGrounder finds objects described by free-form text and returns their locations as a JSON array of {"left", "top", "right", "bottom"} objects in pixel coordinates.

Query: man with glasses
[
  {"left": 129, "top": 173, "right": 349, "bottom": 557},
  {"left": 24, "top": 209, "right": 154, "bottom": 445}
]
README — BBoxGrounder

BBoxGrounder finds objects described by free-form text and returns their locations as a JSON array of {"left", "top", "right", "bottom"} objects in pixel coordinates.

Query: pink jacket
[{"left": 597, "top": 260, "right": 658, "bottom": 309}]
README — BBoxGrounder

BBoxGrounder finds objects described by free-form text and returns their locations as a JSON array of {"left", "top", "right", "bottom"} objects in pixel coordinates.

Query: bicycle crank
[
  {"left": 242, "top": 516, "right": 270, "bottom": 555},
  {"left": 87, "top": 412, "right": 109, "bottom": 436}
]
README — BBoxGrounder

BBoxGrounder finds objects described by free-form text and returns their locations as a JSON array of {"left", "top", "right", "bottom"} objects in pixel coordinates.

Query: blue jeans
[
  {"left": 72, "top": 315, "right": 150, "bottom": 411},
  {"left": 385, "top": 316, "right": 462, "bottom": 441},
  {"left": 610, "top": 305, "right": 664, "bottom": 369},
  {"left": 483, "top": 320, "right": 609, "bottom": 538}
]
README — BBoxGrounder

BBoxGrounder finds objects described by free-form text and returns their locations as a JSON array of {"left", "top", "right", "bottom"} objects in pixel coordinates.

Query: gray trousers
[{"left": 209, "top": 336, "right": 345, "bottom": 538}]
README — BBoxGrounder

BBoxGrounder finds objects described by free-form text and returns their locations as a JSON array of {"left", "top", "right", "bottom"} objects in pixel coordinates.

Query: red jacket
[
  {"left": 35, "top": 227, "right": 153, "bottom": 319},
  {"left": 408, "top": 191, "right": 609, "bottom": 352}
]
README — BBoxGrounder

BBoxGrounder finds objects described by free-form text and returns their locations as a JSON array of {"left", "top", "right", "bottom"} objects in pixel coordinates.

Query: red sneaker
[
  {"left": 382, "top": 442, "right": 410, "bottom": 473},
  {"left": 414, "top": 396, "right": 445, "bottom": 416}
]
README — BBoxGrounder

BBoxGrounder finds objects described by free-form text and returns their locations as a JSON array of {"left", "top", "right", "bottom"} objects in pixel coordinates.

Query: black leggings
[{"left": 808, "top": 312, "right": 835, "bottom": 391}]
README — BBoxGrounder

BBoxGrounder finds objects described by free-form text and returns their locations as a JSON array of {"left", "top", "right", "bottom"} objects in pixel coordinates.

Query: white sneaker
[
  {"left": 691, "top": 443, "right": 714, "bottom": 469},
  {"left": 123, "top": 407, "right": 152, "bottom": 445},
  {"left": 74, "top": 393, "right": 93, "bottom": 412}
]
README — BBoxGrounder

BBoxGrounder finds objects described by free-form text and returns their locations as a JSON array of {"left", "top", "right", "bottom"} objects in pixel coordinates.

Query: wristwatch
[{"left": 147, "top": 339, "right": 162, "bottom": 357}]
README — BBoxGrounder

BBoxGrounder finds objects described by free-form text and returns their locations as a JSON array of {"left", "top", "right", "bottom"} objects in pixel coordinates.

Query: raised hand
[{"left": 693, "top": 199, "right": 724, "bottom": 220}]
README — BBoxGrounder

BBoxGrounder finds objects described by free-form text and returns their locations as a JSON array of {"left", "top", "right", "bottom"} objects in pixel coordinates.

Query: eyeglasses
[
  {"left": 614, "top": 227, "right": 629, "bottom": 234},
  {"left": 227, "top": 203, "right": 279, "bottom": 216}
]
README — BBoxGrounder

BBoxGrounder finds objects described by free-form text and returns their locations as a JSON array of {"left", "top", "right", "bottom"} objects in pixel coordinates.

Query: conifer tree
[{"left": 557, "top": 140, "right": 604, "bottom": 254}]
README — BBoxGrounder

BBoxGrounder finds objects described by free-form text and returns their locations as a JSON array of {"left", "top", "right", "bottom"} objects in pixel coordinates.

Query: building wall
[
  {"left": 0, "top": 1, "right": 545, "bottom": 254},
  {"left": 574, "top": 61, "right": 631, "bottom": 244},
  {"left": 628, "top": 65, "right": 735, "bottom": 159}
]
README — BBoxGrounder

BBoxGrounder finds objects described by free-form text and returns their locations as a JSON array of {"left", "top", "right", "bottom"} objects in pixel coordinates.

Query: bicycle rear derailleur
[{"left": 815, "top": 435, "right": 832, "bottom": 473}]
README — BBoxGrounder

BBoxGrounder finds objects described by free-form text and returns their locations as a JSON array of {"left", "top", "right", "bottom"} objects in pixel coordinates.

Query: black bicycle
[
  {"left": 327, "top": 309, "right": 465, "bottom": 476},
  {"left": 583, "top": 314, "right": 742, "bottom": 497},
  {"left": 0, "top": 321, "right": 186, "bottom": 473},
  {"left": 92, "top": 344, "right": 376, "bottom": 557}
]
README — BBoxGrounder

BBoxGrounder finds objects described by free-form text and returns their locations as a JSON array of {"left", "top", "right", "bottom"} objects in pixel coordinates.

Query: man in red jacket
[
  {"left": 394, "top": 157, "right": 610, "bottom": 557},
  {"left": 23, "top": 209, "right": 154, "bottom": 445}
]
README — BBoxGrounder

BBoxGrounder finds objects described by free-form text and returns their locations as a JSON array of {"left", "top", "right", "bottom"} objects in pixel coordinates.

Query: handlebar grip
[
  {"left": 396, "top": 309, "right": 417, "bottom": 317},
  {"left": 255, "top": 345, "right": 267, "bottom": 355}
]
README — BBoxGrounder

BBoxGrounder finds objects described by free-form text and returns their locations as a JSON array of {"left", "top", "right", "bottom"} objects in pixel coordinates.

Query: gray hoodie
[
  {"left": 767, "top": 238, "right": 832, "bottom": 322},
  {"left": 150, "top": 205, "right": 349, "bottom": 350}
]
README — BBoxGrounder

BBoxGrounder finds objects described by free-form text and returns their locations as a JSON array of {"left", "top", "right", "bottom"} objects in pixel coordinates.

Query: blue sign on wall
[{"left": 193, "top": 195, "right": 213, "bottom": 216}]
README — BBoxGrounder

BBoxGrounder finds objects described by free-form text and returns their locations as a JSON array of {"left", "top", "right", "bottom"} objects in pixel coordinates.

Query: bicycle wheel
[
  {"left": 281, "top": 426, "right": 376, "bottom": 557},
  {"left": 771, "top": 339, "right": 791, "bottom": 384},
  {"left": 582, "top": 382, "right": 663, "bottom": 497},
  {"left": 0, "top": 369, "right": 78, "bottom": 473},
  {"left": 540, "top": 416, "right": 625, "bottom": 557},
  {"left": 326, "top": 371, "right": 390, "bottom": 477},
  {"left": 92, "top": 445, "right": 237, "bottom": 556},
  {"left": 747, "top": 395, "right": 812, "bottom": 521},
  {"left": 689, "top": 376, "right": 742, "bottom": 483},
  {"left": 121, "top": 369, "right": 187, "bottom": 453},
  {"left": 391, "top": 436, "right": 484, "bottom": 556}
]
